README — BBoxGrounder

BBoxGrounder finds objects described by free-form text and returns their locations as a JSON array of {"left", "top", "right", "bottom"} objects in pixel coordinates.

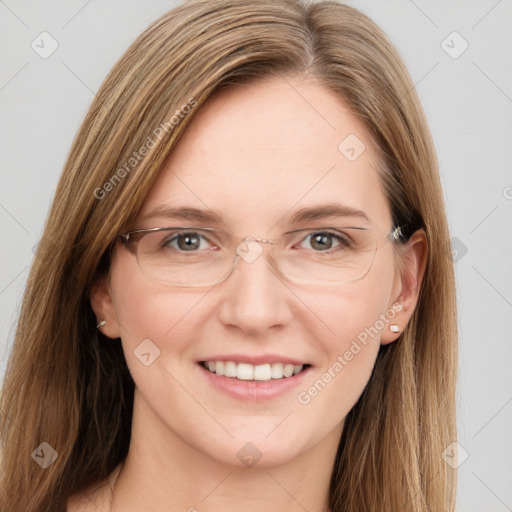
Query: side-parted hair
[{"left": 0, "top": 1, "right": 457, "bottom": 510}]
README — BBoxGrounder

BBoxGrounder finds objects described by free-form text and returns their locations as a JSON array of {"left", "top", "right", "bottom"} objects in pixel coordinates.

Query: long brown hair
[{"left": 0, "top": 1, "right": 457, "bottom": 510}]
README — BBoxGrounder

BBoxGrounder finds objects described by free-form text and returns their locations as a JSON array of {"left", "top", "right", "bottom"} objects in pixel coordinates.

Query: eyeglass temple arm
[{"left": 389, "top": 225, "right": 413, "bottom": 243}]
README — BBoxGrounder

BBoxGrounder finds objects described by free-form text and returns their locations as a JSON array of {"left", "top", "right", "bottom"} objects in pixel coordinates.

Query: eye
[
  {"left": 299, "top": 231, "right": 350, "bottom": 252},
  {"left": 162, "top": 231, "right": 212, "bottom": 252}
]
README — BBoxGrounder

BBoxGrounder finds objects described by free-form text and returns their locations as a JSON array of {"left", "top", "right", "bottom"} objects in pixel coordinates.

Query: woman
[{"left": 0, "top": 0, "right": 458, "bottom": 510}]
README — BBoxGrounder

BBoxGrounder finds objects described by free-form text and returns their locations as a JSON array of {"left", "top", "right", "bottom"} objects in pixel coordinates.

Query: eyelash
[
  {"left": 161, "top": 230, "right": 351, "bottom": 253},
  {"left": 297, "top": 231, "right": 351, "bottom": 252}
]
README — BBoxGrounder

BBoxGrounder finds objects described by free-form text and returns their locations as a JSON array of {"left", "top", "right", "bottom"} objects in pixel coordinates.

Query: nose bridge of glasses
[
  {"left": 229, "top": 235, "right": 281, "bottom": 271},
  {"left": 242, "top": 235, "right": 278, "bottom": 245}
]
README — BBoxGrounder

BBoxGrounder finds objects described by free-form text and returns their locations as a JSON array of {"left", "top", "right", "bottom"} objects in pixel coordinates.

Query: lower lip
[{"left": 197, "top": 363, "right": 312, "bottom": 401}]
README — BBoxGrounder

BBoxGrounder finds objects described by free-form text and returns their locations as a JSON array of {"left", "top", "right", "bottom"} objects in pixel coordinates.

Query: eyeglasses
[{"left": 117, "top": 225, "right": 405, "bottom": 287}]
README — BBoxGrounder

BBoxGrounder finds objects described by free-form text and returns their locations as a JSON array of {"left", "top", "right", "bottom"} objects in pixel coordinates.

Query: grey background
[{"left": 1, "top": 1, "right": 511, "bottom": 510}]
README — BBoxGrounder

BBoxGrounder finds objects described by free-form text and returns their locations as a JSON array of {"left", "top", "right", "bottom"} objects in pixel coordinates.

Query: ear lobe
[
  {"left": 381, "top": 229, "right": 427, "bottom": 345},
  {"left": 89, "top": 275, "right": 121, "bottom": 339}
]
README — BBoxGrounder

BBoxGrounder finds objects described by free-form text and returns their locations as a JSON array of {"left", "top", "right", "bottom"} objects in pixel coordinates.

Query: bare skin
[{"left": 70, "top": 75, "right": 426, "bottom": 511}]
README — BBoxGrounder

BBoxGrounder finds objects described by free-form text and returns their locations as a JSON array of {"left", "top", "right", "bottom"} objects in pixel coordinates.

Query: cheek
[
  {"left": 295, "top": 262, "right": 396, "bottom": 412},
  {"left": 108, "top": 255, "right": 207, "bottom": 360},
  {"left": 303, "top": 263, "right": 395, "bottom": 355}
]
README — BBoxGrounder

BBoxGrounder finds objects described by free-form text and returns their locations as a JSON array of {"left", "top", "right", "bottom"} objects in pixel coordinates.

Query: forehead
[{"left": 138, "top": 76, "right": 392, "bottom": 233}]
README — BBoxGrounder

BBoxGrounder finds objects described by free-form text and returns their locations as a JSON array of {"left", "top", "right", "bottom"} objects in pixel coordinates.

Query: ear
[
  {"left": 89, "top": 274, "right": 122, "bottom": 339},
  {"left": 381, "top": 229, "right": 427, "bottom": 345}
]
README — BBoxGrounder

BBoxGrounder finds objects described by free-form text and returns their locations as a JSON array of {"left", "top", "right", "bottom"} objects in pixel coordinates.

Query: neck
[{"left": 110, "top": 391, "right": 340, "bottom": 512}]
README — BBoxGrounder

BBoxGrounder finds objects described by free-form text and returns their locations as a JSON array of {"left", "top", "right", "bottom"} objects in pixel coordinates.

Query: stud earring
[
  {"left": 96, "top": 320, "right": 107, "bottom": 329},
  {"left": 389, "top": 324, "right": 400, "bottom": 333}
]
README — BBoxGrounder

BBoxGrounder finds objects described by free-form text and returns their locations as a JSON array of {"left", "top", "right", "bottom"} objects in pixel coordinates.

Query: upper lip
[{"left": 198, "top": 354, "right": 310, "bottom": 366}]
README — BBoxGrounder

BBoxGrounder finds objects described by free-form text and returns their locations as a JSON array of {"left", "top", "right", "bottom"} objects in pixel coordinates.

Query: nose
[{"left": 216, "top": 239, "right": 294, "bottom": 336}]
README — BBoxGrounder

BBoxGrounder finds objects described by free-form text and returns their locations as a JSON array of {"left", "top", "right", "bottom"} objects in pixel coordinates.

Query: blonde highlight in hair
[{"left": 0, "top": 1, "right": 457, "bottom": 510}]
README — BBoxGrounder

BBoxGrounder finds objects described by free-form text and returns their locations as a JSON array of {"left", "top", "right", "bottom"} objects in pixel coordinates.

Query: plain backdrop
[{"left": 1, "top": 1, "right": 511, "bottom": 510}]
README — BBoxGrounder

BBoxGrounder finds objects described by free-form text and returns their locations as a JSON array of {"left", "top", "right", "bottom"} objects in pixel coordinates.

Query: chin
[{"left": 195, "top": 425, "right": 311, "bottom": 469}]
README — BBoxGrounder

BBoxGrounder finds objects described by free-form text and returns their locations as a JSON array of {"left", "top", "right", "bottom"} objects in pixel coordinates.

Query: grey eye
[
  {"left": 164, "top": 232, "right": 206, "bottom": 251},
  {"left": 310, "top": 233, "right": 334, "bottom": 250},
  {"left": 301, "top": 231, "right": 348, "bottom": 252}
]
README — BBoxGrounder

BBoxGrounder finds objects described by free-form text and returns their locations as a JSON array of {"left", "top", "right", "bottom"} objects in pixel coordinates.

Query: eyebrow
[
  {"left": 287, "top": 204, "right": 369, "bottom": 224},
  {"left": 140, "top": 203, "right": 370, "bottom": 226},
  {"left": 140, "top": 205, "right": 222, "bottom": 224}
]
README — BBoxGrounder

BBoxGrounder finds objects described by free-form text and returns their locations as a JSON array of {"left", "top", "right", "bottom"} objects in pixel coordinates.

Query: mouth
[
  {"left": 196, "top": 353, "right": 313, "bottom": 400},
  {"left": 199, "top": 360, "right": 312, "bottom": 381}
]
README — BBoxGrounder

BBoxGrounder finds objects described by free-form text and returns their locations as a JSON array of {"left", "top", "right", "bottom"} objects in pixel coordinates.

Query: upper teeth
[{"left": 204, "top": 361, "right": 304, "bottom": 381}]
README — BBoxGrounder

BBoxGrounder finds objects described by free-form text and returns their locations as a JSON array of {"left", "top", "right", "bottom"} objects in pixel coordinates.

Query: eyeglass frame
[{"left": 115, "top": 224, "right": 408, "bottom": 287}]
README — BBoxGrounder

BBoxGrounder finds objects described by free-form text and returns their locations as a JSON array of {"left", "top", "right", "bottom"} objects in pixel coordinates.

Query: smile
[
  {"left": 200, "top": 360, "right": 310, "bottom": 381},
  {"left": 197, "top": 359, "right": 313, "bottom": 401}
]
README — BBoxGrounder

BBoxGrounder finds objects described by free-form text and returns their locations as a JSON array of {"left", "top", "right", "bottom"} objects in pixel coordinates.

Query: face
[{"left": 94, "top": 76, "right": 415, "bottom": 469}]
